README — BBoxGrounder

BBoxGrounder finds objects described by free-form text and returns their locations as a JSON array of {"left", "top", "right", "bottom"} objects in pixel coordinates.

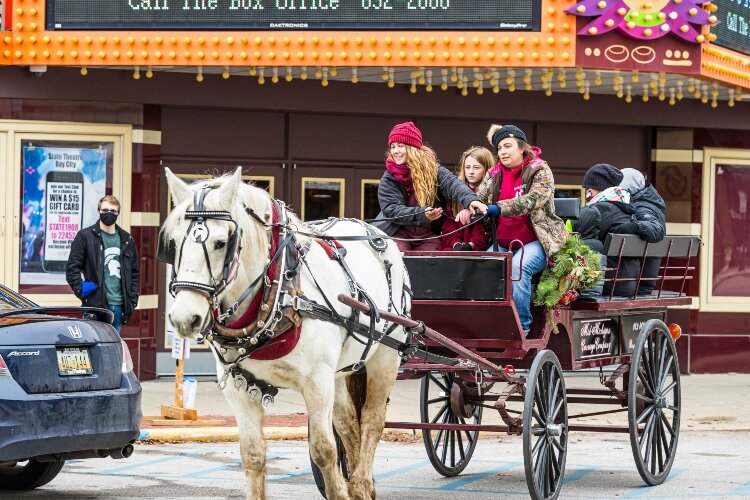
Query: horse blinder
[{"left": 157, "top": 228, "right": 176, "bottom": 265}]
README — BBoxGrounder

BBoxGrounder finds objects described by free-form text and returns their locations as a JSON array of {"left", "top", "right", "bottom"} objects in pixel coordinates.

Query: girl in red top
[{"left": 440, "top": 147, "right": 493, "bottom": 251}]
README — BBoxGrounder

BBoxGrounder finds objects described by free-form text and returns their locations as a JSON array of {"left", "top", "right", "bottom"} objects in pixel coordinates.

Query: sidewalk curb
[
  {"left": 137, "top": 424, "right": 750, "bottom": 443},
  {"left": 138, "top": 426, "right": 308, "bottom": 443}
]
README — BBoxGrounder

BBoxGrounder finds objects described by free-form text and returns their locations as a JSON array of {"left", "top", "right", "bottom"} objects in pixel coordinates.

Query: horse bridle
[
  {"left": 167, "top": 186, "right": 296, "bottom": 333},
  {"left": 169, "top": 186, "right": 244, "bottom": 300}
]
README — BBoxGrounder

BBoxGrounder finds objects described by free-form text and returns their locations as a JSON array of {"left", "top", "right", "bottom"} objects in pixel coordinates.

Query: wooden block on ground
[{"left": 160, "top": 404, "right": 198, "bottom": 421}]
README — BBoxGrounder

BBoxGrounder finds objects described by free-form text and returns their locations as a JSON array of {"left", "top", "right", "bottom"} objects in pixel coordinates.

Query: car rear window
[
  {"left": 0, "top": 286, "right": 35, "bottom": 310},
  {"left": 0, "top": 295, "right": 17, "bottom": 310}
]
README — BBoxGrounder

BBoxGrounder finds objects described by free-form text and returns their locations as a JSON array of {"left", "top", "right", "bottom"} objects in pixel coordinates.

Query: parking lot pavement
[
  {"left": 15, "top": 430, "right": 750, "bottom": 499},
  {"left": 138, "top": 373, "right": 750, "bottom": 443}
]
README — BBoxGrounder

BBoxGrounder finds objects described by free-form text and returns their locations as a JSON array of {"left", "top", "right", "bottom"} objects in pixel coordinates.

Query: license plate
[{"left": 57, "top": 347, "right": 93, "bottom": 376}]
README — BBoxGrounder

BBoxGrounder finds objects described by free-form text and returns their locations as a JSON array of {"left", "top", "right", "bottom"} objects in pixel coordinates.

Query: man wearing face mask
[{"left": 66, "top": 195, "right": 140, "bottom": 332}]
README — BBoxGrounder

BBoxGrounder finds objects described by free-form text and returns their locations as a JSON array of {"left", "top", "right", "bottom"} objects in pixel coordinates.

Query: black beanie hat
[
  {"left": 488, "top": 124, "right": 528, "bottom": 149},
  {"left": 582, "top": 163, "right": 624, "bottom": 191}
]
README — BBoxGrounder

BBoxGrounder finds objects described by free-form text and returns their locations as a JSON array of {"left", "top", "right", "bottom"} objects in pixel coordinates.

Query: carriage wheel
[
  {"left": 628, "top": 319, "right": 681, "bottom": 486},
  {"left": 420, "top": 371, "right": 483, "bottom": 477},
  {"left": 310, "top": 427, "right": 350, "bottom": 498},
  {"left": 523, "top": 350, "right": 568, "bottom": 500}
]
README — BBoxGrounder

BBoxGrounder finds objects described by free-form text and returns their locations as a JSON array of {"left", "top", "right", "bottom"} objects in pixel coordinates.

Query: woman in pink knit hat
[{"left": 373, "top": 121, "right": 487, "bottom": 251}]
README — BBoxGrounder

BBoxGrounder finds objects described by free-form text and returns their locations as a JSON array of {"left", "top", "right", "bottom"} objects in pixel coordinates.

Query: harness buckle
[
  {"left": 233, "top": 373, "right": 248, "bottom": 392},
  {"left": 262, "top": 394, "right": 274, "bottom": 408},
  {"left": 352, "top": 360, "right": 366, "bottom": 372},
  {"left": 247, "top": 385, "right": 262, "bottom": 401},
  {"left": 291, "top": 295, "right": 313, "bottom": 312}
]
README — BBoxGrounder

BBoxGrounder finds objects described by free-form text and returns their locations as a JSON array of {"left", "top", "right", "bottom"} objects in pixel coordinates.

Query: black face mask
[{"left": 100, "top": 212, "right": 118, "bottom": 226}]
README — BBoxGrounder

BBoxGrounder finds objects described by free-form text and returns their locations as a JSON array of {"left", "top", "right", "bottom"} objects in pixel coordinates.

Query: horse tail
[{"left": 346, "top": 368, "right": 368, "bottom": 421}]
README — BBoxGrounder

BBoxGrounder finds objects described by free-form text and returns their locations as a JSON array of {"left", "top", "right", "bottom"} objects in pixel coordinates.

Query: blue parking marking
[
  {"left": 178, "top": 452, "right": 284, "bottom": 478},
  {"left": 621, "top": 468, "right": 684, "bottom": 498},
  {"left": 562, "top": 466, "right": 599, "bottom": 484},
  {"left": 270, "top": 467, "right": 313, "bottom": 481},
  {"left": 98, "top": 450, "right": 207, "bottom": 475},
  {"left": 731, "top": 479, "right": 750, "bottom": 496},
  {"left": 373, "top": 459, "right": 431, "bottom": 480},
  {"left": 437, "top": 462, "right": 521, "bottom": 490},
  {"left": 179, "top": 461, "right": 242, "bottom": 478}
]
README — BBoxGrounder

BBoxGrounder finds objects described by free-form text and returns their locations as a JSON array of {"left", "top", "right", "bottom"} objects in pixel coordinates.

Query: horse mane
[{"left": 161, "top": 172, "right": 293, "bottom": 261}]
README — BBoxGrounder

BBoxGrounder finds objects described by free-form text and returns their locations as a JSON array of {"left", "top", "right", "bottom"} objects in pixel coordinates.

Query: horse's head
[{"left": 161, "top": 167, "right": 268, "bottom": 340}]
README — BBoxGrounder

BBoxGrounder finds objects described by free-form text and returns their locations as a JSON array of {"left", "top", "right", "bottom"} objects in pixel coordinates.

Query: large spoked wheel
[
  {"left": 523, "top": 350, "right": 568, "bottom": 500},
  {"left": 310, "top": 427, "right": 350, "bottom": 498},
  {"left": 420, "top": 371, "right": 483, "bottom": 477},
  {"left": 628, "top": 319, "right": 681, "bottom": 486}
]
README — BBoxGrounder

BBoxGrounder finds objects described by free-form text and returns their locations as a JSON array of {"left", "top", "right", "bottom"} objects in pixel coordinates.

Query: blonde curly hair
[{"left": 388, "top": 144, "right": 439, "bottom": 207}]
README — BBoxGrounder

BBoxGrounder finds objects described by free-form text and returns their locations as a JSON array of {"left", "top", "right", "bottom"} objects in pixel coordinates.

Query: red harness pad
[
  {"left": 316, "top": 238, "right": 346, "bottom": 260},
  {"left": 247, "top": 324, "right": 302, "bottom": 360}
]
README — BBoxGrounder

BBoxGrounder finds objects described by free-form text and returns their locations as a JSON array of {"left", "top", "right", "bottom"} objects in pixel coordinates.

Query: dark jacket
[
  {"left": 573, "top": 201, "right": 640, "bottom": 297},
  {"left": 65, "top": 223, "right": 140, "bottom": 324},
  {"left": 620, "top": 185, "right": 666, "bottom": 294},
  {"left": 373, "top": 165, "right": 480, "bottom": 236},
  {"left": 628, "top": 185, "right": 666, "bottom": 243}
]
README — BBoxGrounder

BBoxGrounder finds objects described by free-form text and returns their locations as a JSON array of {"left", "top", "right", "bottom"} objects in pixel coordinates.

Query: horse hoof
[{"left": 350, "top": 479, "right": 375, "bottom": 500}]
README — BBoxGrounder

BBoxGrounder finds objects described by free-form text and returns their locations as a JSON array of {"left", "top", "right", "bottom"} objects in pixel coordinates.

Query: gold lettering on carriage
[{"left": 578, "top": 319, "right": 617, "bottom": 358}]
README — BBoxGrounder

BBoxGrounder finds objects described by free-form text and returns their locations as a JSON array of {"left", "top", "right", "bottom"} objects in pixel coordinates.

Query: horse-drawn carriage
[
  {"left": 312, "top": 202, "right": 699, "bottom": 500},
  {"left": 160, "top": 168, "right": 699, "bottom": 500}
]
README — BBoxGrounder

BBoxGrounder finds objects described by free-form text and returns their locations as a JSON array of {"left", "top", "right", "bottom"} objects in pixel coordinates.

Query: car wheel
[{"left": 0, "top": 459, "right": 65, "bottom": 490}]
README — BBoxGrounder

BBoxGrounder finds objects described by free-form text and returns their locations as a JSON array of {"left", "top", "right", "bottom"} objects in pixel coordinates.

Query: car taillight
[
  {"left": 121, "top": 339, "right": 134, "bottom": 374},
  {"left": 0, "top": 354, "right": 12, "bottom": 378}
]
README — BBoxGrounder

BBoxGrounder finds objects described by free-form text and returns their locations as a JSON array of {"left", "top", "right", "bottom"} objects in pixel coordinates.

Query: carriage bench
[{"left": 573, "top": 233, "right": 701, "bottom": 310}]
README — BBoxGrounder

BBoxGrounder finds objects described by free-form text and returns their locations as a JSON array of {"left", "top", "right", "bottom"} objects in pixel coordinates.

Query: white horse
[{"left": 162, "top": 167, "right": 409, "bottom": 500}]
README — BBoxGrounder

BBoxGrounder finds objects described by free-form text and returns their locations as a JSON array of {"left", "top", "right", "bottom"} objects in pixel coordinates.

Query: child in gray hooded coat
[{"left": 616, "top": 168, "right": 667, "bottom": 294}]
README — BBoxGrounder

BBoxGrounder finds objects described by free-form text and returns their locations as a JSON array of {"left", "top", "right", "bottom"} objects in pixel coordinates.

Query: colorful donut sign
[
  {"left": 577, "top": 31, "right": 702, "bottom": 73},
  {"left": 566, "top": 0, "right": 717, "bottom": 43}
]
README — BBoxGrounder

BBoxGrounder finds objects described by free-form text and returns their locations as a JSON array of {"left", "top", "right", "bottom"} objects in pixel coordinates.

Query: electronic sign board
[
  {"left": 47, "top": 0, "right": 540, "bottom": 31},
  {"left": 712, "top": 0, "right": 750, "bottom": 56}
]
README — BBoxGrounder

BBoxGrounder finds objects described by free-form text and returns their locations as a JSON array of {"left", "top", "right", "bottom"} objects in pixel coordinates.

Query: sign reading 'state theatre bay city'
[
  {"left": 47, "top": 0, "right": 539, "bottom": 30},
  {"left": 712, "top": 0, "right": 750, "bottom": 56}
]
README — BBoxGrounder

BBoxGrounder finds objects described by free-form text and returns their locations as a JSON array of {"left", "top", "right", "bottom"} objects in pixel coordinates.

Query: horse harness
[{"left": 159, "top": 187, "right": 459, "bottom": 406}]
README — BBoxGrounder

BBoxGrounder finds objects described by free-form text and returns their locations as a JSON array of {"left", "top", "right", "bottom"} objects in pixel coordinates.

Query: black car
[{"left": 0, "top": 285, "right": 141, "bottom": 490}]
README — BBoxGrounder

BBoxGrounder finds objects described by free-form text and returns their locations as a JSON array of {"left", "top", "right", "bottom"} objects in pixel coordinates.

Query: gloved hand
[
  {"left": 612, "top": 222, "right": 639, "bottom": 235},
  {"left": 81, "top": 281, "right": 98, "bottom": 298},
  {"left": 486, "top": 204, "right": 501, "bottom": 217},
  {"left": 453, "top": 242, "right": 473, "bottom": 251}
]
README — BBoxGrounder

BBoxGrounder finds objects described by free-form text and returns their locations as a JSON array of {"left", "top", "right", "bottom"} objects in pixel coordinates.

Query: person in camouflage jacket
[
  {"left": 476, "top": 128, "right": 568, "bottom": 258},
  {"left": 459, "top": 124, "right": 568, "bottom": 335}
]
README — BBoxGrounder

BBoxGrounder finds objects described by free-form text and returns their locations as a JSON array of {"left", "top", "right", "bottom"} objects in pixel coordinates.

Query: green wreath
[{"left": 533, "top": 235, "right": 603, "bottom": 309}]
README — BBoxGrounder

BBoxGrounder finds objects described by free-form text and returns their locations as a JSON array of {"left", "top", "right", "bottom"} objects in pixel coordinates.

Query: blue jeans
[
  {"left": 499, "top": 241, "right": 547, "bottom": 332},
  {"left": 109, "top": 304, "right": 123, "bottom": 333}
]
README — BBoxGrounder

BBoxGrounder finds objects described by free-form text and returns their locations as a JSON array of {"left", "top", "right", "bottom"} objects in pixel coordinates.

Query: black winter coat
[
  {"left": 573, "top": 201, "right": 641, "bottom": 297},
  {"left": 624, "top": 185, "right": 666, "bottom": 294},
  {"left": 629, "top": 185, "right": 666, "bottom": 244},
  {"left": 373, "top": 165, "right": 480, "bottom": 236},
  {"left": 65, "top": 223, "right": 140, "bottom": 324}
]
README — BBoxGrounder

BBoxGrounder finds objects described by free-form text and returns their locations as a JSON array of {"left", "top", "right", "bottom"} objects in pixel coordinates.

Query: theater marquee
[{"left": 46, "top": 0, "right": 540, "bottom": 30}]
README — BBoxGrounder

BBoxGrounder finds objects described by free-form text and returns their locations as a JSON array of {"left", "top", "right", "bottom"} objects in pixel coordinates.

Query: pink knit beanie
[{"left": 388, "top": 122, "right": 423, "bottom": 148}]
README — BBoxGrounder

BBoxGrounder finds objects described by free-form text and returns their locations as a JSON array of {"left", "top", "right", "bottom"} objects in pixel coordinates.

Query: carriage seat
[
  {"left": 577, "top": 234, "right": 700, "bottom": 303},
  {"left": 402, "top": 253, "right": 508, "bottom": 301},
  {"left": 553, "top": 197, "right": 581, "bottom": 220}
]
